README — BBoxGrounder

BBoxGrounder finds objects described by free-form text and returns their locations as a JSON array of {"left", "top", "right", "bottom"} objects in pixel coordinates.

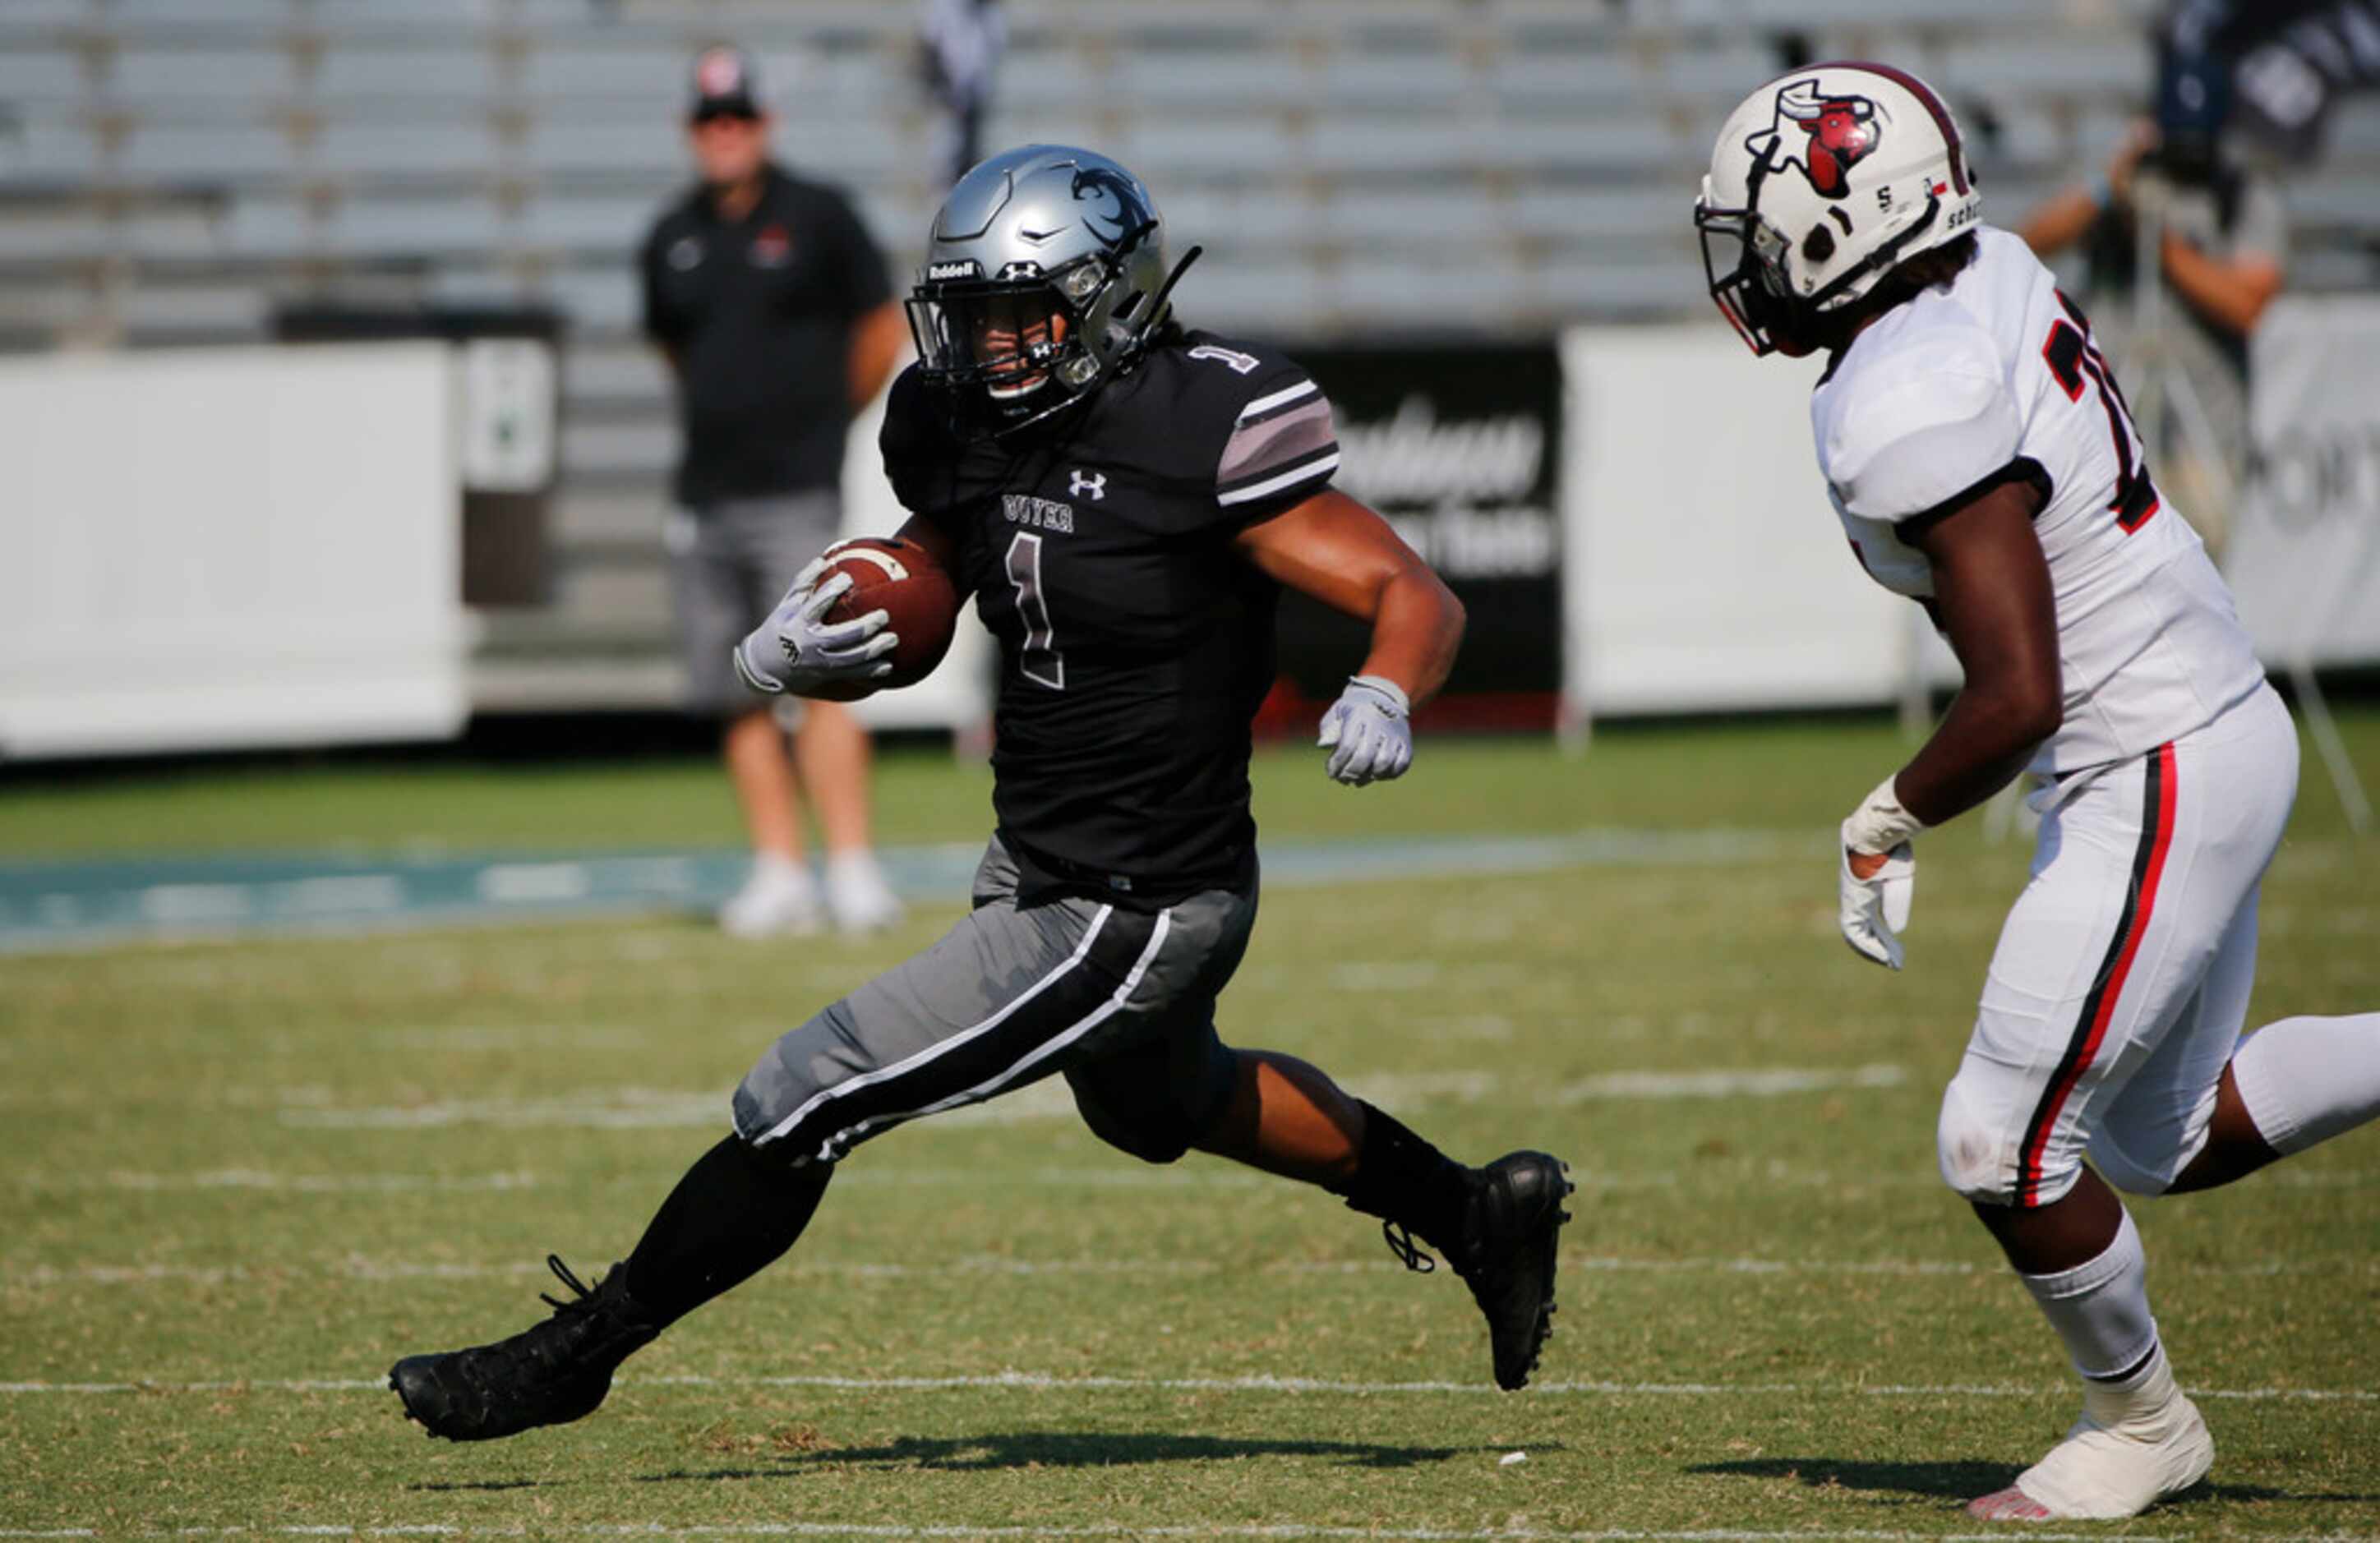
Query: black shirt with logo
[
  {"left": 880, "top": 331, "right": 1344, "bottom": 906},
  {"left": 640, "top": 165, "right": 892, "bottom": 507}
]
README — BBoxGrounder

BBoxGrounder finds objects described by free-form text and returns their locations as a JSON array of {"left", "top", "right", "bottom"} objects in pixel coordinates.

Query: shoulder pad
[
  {"left": 1159, "top": 333, "right": 1340, "bottom": 515},
  {"left": 1820, "top": 323, "right": 2018, "bottom": 526}
]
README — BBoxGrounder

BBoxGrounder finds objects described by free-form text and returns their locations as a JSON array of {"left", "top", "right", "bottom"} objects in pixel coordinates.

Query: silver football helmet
[{"left": 906, "top": 145, "right": 1193, "bottom": 435}]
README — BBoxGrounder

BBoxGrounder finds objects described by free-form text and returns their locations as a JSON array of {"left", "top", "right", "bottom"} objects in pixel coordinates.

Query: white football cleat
[
  {"left": 718, "top": 858, "right": 823, "bottom": 940},
  {"left": 825, "top": 850, "right": 906, "bottom": 935},
  {"left": 1968, "top": 1354, "right": 2214, "bottom": 1521}
]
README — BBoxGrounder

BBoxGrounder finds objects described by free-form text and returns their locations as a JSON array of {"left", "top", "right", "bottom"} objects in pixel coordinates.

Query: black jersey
[
  {"left": 640, "top": 167, "right": 892, "bottom": 506},
  {"left": 882, "top": 330, "right": 1342, "bottom": 907}
]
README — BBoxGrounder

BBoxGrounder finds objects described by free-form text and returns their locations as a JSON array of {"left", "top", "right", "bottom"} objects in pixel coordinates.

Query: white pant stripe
[
  {"left": 817, "top": 909, "right": 1175, "bottom": 1161},
  {"left": 756, "top": 904, "right": 1116, "bottom": 1147}
]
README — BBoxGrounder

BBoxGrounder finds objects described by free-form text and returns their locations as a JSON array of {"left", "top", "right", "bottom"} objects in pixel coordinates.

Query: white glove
[
  {"left": 1317, "top": 675, "right": 1414, "bottom": 786},
  {"left": 1838, "top": 775, "right": 1923, "bottom": 970},
  {"left": 731, "top": 559, "right": 897, "bottom": 698}
]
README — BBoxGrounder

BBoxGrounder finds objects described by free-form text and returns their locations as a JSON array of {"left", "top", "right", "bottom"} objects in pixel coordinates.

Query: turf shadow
[
  {"left": 641, "top": 1429, "right": 1515, "bottom": 1479},
  {"left": 1690, "top": 1458, "right": 2331, "bottom": 1507}
]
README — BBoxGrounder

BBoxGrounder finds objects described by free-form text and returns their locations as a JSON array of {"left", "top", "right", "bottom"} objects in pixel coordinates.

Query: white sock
[
  {"left": 826, "top": 850, "right": 883, "bottom": 886},
  {"left": 2019, "top": 1208, "right": 2160, "bottom": 1383},
  {"left": 2232, "top": 1013, "right": 2380, "bottom": 1155},
  {"left": 752, "top": 854, "right": 812, "bottom": 890}
]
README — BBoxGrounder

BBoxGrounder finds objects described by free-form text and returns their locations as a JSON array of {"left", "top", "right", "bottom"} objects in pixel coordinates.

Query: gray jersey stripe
[{"left": 1218, "top": 397, "right": 1336, "bottom": 489}]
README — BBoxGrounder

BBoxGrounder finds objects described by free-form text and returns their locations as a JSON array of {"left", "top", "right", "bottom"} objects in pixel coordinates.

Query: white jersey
[{"left": 1811, "top": 226, "right": 2267, "bottom": 775}]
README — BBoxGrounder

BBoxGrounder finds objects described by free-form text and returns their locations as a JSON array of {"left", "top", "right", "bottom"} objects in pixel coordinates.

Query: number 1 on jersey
[
  {"left": 1004, "top": 531, "right": 1065, "bottom": 690},
  {"left": 2041, "top": 293, "right": 2161, "bottom": 534}
]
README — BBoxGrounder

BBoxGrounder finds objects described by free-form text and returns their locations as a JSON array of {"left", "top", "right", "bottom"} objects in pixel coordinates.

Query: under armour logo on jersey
[{"left": 1068, "top": 469, "right": 1106, "bottom": 500}]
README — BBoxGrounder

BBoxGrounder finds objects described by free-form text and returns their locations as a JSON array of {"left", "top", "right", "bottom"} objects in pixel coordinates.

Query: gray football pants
[{"left": 733, "top": 836, "right": 1254, "bottom": 1166}]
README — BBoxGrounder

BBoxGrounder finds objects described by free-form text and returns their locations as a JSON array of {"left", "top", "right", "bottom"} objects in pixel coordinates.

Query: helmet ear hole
[{"left": 1802, "top": 225, "right": 1837, "bottom": 265}]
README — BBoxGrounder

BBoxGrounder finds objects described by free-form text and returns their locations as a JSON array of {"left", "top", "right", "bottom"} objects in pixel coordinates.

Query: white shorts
[{"left": 1937, "top": 684, "right": 2299, "bottom": 1208}]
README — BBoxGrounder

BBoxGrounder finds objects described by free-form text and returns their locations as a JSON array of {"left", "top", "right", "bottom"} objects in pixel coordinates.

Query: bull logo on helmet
[{"left": 1746, "top": 79, "right": 1885, "bottom": 200}]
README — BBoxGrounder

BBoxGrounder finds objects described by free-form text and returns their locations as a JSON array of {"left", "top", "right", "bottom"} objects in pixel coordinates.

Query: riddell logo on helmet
[{"left": 1747, "top": 79, "right": 1884, "bottom": 200}]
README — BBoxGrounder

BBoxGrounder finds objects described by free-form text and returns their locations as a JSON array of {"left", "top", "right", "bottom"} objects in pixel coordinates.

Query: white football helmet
[{"left": 1694, "top": 62, "right": 1982, "bottom": 356}]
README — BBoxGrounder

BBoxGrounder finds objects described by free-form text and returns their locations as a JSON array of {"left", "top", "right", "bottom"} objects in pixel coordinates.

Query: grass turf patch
[{"left": 2, "top": 716, "right": 2376, "bottom": 1535}]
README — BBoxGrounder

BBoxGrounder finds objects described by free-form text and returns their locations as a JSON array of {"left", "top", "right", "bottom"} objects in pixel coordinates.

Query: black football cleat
[
  {"left": 389, "top": 1255, "right": 661, "bottom": 1442},
  {"left": 1454, "top": 1150, "right": 1574, "bottom": 1390},
  {"left": 1383, "top": 1150, "right": 1573, "bottom": 1391}
]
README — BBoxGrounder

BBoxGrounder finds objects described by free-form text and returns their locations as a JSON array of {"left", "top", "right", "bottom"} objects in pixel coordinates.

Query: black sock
[
  {"left": 1332, "top": 1102, "right": 1474, "bottom": 1255},
  {"left": 623, "top": 1135, "right": 831, "bottom": 1325}
]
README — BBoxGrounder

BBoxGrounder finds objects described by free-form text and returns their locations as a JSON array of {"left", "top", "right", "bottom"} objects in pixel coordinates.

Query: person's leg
[
  {"left": 1959, "top": 707, "right": 2297, "bottom": 1521},
  {"left": 2180, "top": 1015, "right": 2380, "bottom": 1188},
  {"left": 795, "top": 701, "right": 874, "bottom": 857},
  {"left": 725, "top": 706, "right": 806, "bottom": 866},
  {"left": 676, "top": 502, "right": 819, "bottom": 934},
  {"left": 718, "top": 706, "right": 821, "bottom": 937},
  {"left": 1057, "top": 876, "right": 1569, "bottom": 1390},
  {"left": 1083, "top": 1035, "right": 1569, "bottom": 1392},
  {"left": 746, "top": 492, "right": 901, "bottom": 933},
  {"left": 391, "top": 839, "right": 1117, "bottom": 1441}
]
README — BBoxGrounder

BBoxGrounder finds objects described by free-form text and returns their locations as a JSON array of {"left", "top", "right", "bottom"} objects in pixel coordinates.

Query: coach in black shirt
[{"left": 639, "top": 46, "right": 910, "bottom": 938}]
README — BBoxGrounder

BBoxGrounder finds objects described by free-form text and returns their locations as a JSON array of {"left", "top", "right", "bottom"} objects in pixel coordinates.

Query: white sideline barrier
[
  {"left": 0, "top": 344, "right": 468, "bottom": 760},
  {"left": 1559, "top": 325, "right": 1914, "bottom": 723}
]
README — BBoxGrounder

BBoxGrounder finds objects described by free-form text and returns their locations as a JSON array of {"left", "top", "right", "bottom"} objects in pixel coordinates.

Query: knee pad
[
  {"left": 1064, "top": 1043, "right": 1238, "bottom": 1168},
  {"left": 1070, "top": 1082, "right": 1194, "bottom": 1166},
  {"left": 1935, "top": 1077, "right": 2017, "bottom": 1204}
]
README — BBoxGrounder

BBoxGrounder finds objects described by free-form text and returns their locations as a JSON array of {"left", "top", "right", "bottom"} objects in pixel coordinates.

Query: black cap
[{"left": 689, "top": 45, "right": 765, "bottom": 121}]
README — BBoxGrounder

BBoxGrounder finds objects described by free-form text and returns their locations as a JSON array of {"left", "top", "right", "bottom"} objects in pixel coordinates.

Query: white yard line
[
  {"left": 11, "top": 1171, "right": 541, "bottom": 1194},
  {"left": 10, "top": 1252, "right": 2373, "bottom": 1288},
  {"left": 1, "top": 1370, "right": 2370, "bottom": 1403}
]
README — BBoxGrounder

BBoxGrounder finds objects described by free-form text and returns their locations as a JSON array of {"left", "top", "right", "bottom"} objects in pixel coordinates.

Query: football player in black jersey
[{"left": 389, "top": 146, "right": 1572, "bottom": 1444}]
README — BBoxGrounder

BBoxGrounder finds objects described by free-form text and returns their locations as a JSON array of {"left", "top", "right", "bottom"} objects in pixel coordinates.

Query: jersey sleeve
[
  {"left": 1215, "top": 368, "right": 1341, "bottom": 519},
  {"left": 1820, "top": 327, "right": 2029, "bottom": 532},
  {"left": 879, "top": 365, "right": 962, "bottom": 529}
]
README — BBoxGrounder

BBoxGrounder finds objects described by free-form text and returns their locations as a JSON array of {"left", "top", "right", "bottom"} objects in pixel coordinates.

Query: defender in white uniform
[{"left": 1697, "top": 62, "right": 2380, "bottom": 1521}]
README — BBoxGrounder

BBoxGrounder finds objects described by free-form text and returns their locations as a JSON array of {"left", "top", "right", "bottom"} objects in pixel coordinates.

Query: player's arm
[
  {"left": 1893, "top": 477, "right": 2064, "bottom": 826},
  {"left": 1831, "top": 475, "right": 2059, "bottom": 971},
  {"left": 892, "top": 513, "right": 961, "bottom": 574},
  {"left": 1235, "top": 489, "right": 1464, "bottom": 786},
  {"left": 1234, "top": 488, "right": 1464, "bottom": 706}
]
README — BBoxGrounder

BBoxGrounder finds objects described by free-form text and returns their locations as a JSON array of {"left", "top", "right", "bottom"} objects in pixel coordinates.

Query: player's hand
[
  {"left": 1838, "top": 838, "right": 1915, "bottom": 970},
  {"left": 1838, "top": 776, "right": 1925, "bottom": 970},
  {"left": 732, "top": 564, "right": 897, "bottom": 698},
  {"left": 1317, "top": 675, "right": 1413, "bottom": 786}
]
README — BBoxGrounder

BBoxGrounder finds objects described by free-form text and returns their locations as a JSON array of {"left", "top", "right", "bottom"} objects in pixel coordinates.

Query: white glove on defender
[
  {"left": 1317, "top": 675, "right": 1414, "bottom": 786},
  {"left": 1838, "top": 775, "right": 1923, "bottom": 970},
  {"left": 731, "top": 559, "right": 897, "bottom": 698}
]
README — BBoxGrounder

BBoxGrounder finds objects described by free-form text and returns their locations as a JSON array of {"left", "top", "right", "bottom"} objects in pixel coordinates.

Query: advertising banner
[
  {"left": 2225, "top": 297, "right": 2380, "bottom": 666},
  {"left": 1272, "top": 343, "right": 1566, "bottom": 731}
]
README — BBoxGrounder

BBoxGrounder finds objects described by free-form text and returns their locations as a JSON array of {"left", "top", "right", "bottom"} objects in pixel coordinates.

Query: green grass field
[{"left": 4, "top": 716, "right": 2377, "bottom": 1540}]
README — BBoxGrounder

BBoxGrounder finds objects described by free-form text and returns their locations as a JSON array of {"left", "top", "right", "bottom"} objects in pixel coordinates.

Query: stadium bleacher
[{"left": 2, "top": 0, "right": 2371, "bottom": 706}]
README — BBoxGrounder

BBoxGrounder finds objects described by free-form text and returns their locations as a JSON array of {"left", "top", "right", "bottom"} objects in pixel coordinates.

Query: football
[{"left": 810, "top": 535, "right": 960, "bottom": 701}]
